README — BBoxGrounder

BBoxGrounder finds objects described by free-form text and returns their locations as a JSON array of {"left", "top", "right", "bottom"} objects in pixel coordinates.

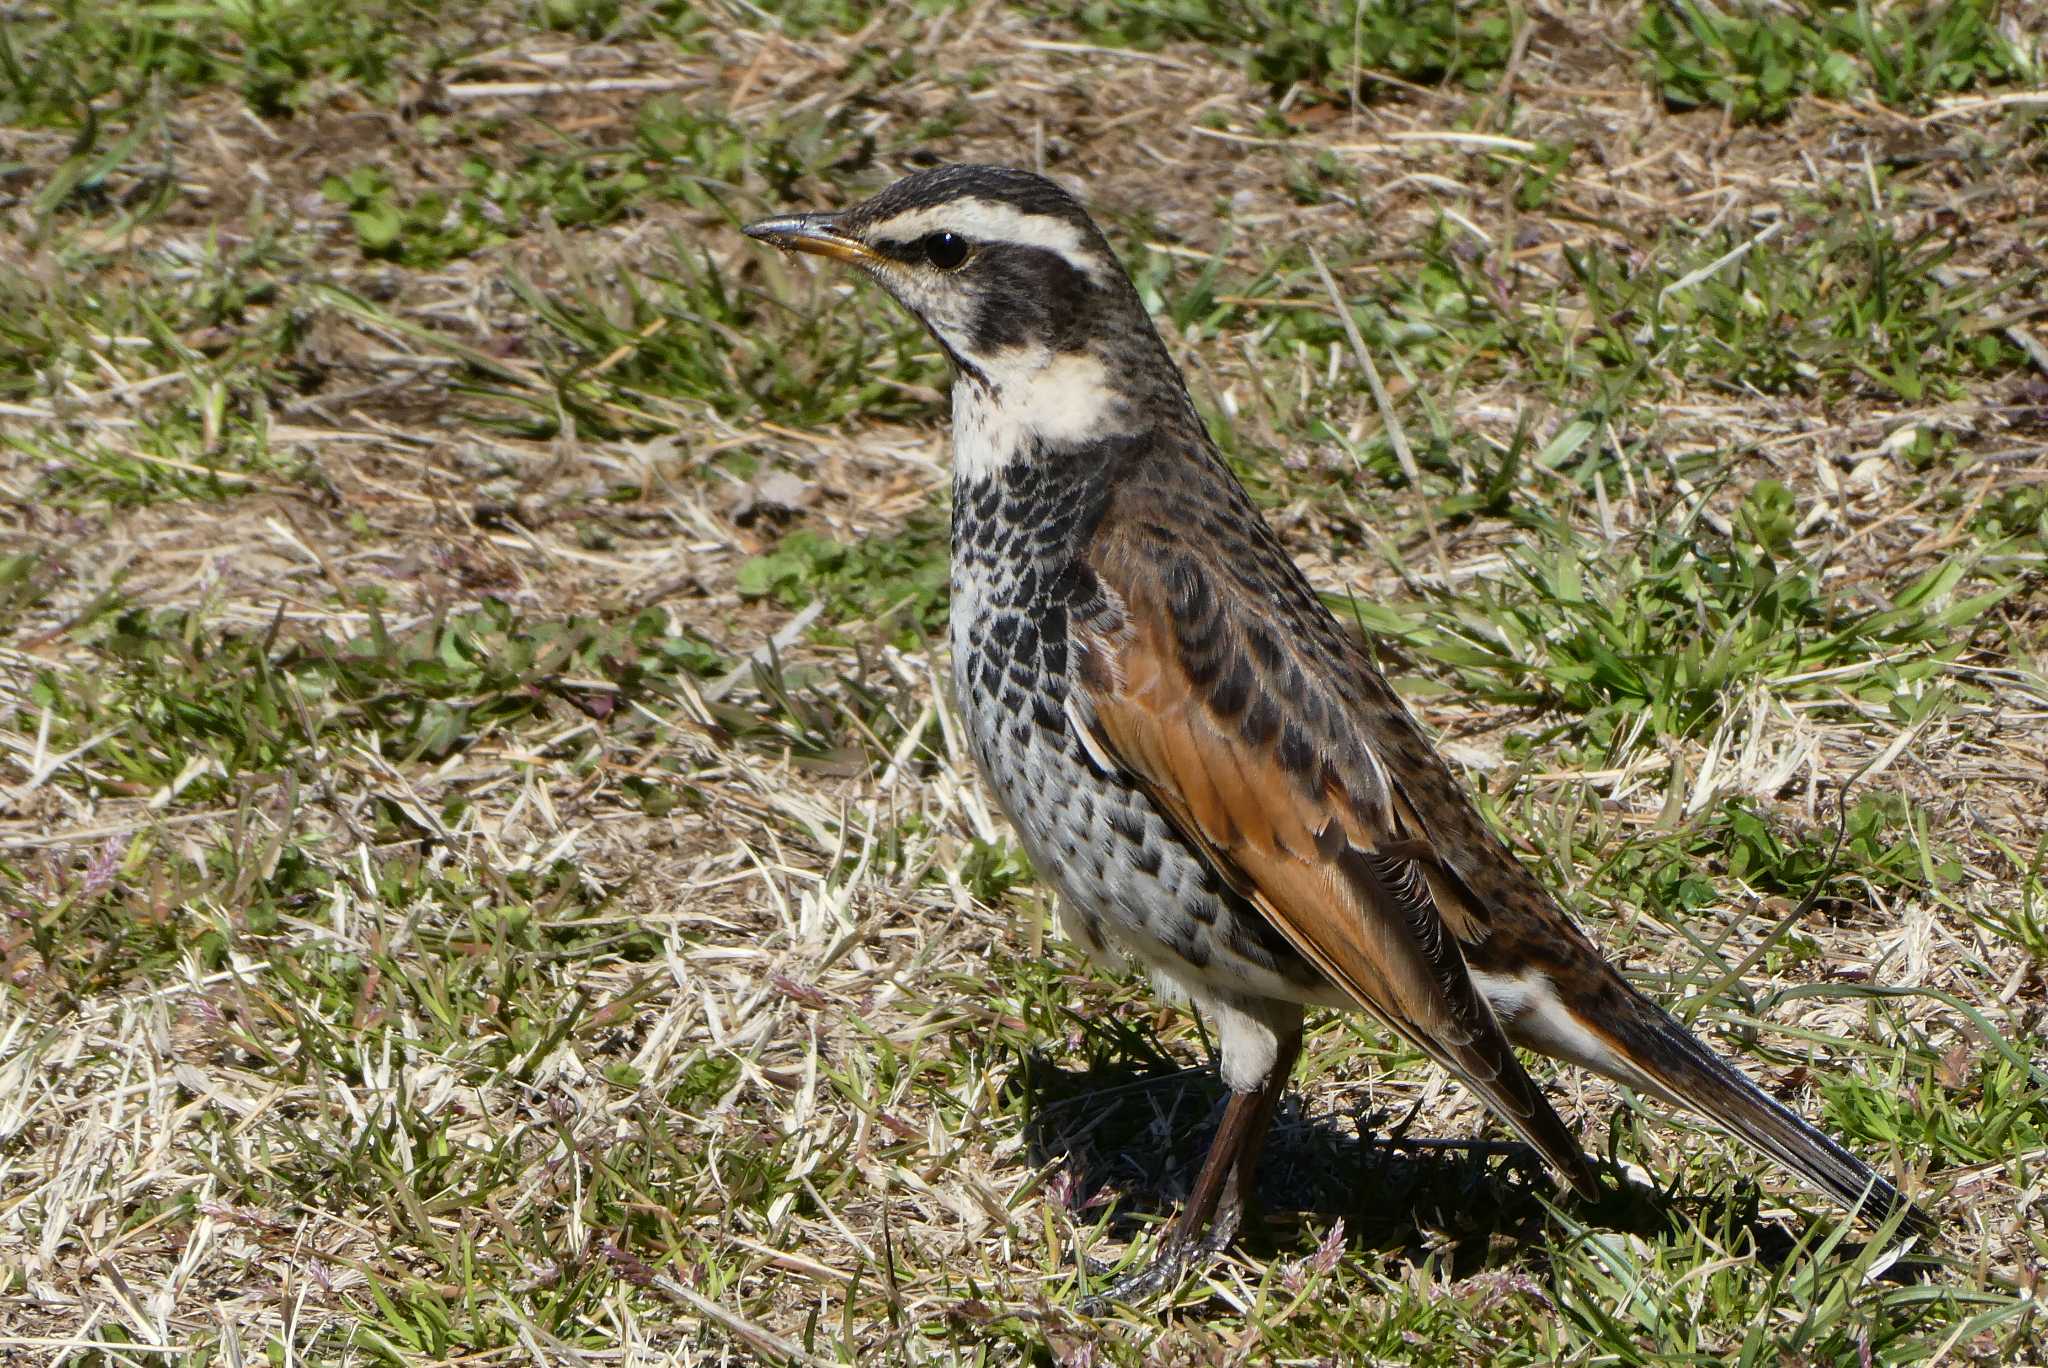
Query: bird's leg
[
  {"left": 1083, "top": 1028, "right": 1303, "bottom": 1309},
  {"left": 1224, "top": 1025, "right": 1301, "bottom": 1240}
]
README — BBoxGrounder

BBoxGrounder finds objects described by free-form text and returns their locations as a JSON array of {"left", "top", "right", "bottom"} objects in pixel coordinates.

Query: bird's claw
[
  {"left": 1077, "top": 1205, "right": 1242, "bottom": 1313},
  {"left": 1078, "top": 1238, "right": 1199, "bottom": 1313}
]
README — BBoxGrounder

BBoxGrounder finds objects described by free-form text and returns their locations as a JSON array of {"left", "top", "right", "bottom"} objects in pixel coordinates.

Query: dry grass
[{"left": 3, "top": 0, "right": 2047, "bottom": 1361}]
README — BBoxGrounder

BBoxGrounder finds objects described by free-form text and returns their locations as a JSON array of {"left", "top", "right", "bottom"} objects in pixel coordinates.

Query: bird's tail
[
  {"left": 1613, "top": 996, "right": 1926, "bottom": 1229},
  {"left": 1513, "top": 973, "right": 1926, "bottom": 1232}
]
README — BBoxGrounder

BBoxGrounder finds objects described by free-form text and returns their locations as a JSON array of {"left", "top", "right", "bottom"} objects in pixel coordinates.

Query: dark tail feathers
[{"left": 1609, "top": 999, "right": 1930, "bottom": 1235}]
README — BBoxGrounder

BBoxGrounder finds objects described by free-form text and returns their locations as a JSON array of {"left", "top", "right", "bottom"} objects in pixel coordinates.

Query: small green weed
[
  {"left": 737, "top": 521, "right": 951, "bottom": 646},
  {"left": 1348, "top": 505, "right": 2006, "bottom": 747},
  {"left": 1063, "top": 0, "right": 1516, "bottom": 98},
  {"left": 0, "top": 0, "right": 425, "bottom": 128},
  {"left": 1600, "top": 792, "right": 1951, "bottom": 931},
  {"left": 21, "top": 598, "right": 727, "bottom": 810},
  {"left": 1640, "top": 0, "right": 2040, "bottom": 123},
  {"left": 1657, "top": 222, "right": 2023, "bottom": 404},
  {"left": 323, "top": 156, "right": 654, "bottom": 266},
  {"left": 510, "top": 242, "right": 942, "bottom": 436}
]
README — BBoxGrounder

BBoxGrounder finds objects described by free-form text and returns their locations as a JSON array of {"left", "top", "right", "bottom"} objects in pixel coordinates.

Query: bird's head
[{"left": 744, "top": 164, "right": 1178, "bottom": 429}]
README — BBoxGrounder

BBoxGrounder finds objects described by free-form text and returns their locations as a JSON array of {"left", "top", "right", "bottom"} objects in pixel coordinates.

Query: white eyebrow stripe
[{"left": 863, "top": 198, "right": 1112, "bottom": 283}]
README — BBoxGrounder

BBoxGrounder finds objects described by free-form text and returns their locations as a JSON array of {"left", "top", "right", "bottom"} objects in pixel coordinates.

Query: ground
[{"left": 3, "top": 0, "right": 2047, "bottom": 1363}]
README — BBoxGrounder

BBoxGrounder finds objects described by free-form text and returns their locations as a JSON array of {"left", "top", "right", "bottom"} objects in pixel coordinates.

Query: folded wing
[{"left": 1071, "top": 533, "right": 1602, "bottom": 1200}]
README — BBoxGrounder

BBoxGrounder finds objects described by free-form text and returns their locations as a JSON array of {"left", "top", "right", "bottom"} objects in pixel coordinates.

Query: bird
[{"left": 743, "top": 163, "right": 1924, "bottom": 1302}]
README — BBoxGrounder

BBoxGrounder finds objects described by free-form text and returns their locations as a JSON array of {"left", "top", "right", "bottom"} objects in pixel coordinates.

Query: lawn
[{"left": 3, "top": 0, "right": 2046, "bottom": 1362}]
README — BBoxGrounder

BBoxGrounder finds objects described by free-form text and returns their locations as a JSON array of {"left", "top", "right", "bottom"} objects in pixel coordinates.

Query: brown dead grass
[{"left": 3, "top": 0, "right": 2047, "bottom": 1360}]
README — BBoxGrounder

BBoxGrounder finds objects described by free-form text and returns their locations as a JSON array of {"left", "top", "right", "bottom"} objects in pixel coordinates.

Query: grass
[
  {"left": 4, "top": 0, "right": 2048, "bottom": 1362},
  {"left": 1640, "top": 0, "right": 2042, "bottom": 123}
]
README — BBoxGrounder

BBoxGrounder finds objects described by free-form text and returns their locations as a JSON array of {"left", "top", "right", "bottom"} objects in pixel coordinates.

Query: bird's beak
[{"left": 742, "top": 212, "right": 878, "bottom": 266}]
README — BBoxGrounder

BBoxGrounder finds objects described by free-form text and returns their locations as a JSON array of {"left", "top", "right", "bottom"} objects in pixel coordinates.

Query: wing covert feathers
[{"left": 1073, "top": 540, "right": 1603, "bottom": 1201}]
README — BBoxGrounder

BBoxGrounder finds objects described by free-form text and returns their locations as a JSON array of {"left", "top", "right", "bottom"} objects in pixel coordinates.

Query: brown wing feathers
[{"left": 1076, "top": 539, "right": 1603, "bottom": 1200}]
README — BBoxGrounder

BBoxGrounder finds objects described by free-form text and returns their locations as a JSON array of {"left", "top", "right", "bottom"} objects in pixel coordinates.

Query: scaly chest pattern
[{"left": 946, "top": 443, "right": 1327, "bottom": 1010}]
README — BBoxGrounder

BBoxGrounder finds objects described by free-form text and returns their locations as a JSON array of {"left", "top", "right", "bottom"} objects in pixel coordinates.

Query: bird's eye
[{"left": 921, "top": 231, "right": 968, "bottom": 269}]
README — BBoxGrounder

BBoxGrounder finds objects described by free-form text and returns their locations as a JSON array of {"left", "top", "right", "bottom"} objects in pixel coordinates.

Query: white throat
[{"left": 950, "top": 346, "right": 1123, "bottom": 484}]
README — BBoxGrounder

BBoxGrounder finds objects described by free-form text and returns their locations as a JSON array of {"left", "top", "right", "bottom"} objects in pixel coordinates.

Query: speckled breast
[{"left": 946, "top": 464, "right": 1332, "bottom": 1008}]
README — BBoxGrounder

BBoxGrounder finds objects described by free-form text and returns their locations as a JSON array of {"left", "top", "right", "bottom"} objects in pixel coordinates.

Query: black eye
[{"left": 922, "top": 231, "right": 968, "bottom": 269}]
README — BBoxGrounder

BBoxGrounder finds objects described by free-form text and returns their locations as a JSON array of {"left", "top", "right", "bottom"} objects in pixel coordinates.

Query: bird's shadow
[{"left": 1013, "top": 1050, "right": 1934, "bottom": 1284}]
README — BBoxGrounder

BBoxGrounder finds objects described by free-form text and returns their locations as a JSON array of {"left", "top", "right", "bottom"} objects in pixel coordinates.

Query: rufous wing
[{"left": 1071, "top": 544, "right": 1602, "bottom": 1200}]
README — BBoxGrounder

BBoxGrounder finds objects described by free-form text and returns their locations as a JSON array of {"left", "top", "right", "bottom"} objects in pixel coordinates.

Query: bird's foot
[
  {"left": 1077, "top": 1233, "right": 1205, "bottom": 1313},
  {"left": 1078, "top": 1204, "right": 1242, "bottom": 1313}
]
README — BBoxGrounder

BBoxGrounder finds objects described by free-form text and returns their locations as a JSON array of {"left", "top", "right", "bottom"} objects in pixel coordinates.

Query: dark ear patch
[{"left": 968, "top": 244, "right": 1102, "bottom": 354}]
